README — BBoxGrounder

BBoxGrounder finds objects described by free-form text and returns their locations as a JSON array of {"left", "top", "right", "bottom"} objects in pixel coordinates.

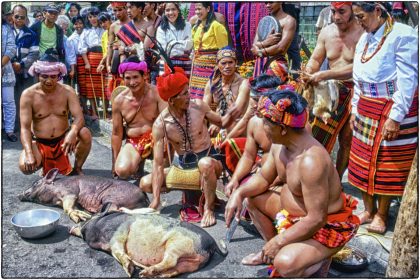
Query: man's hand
[
  {"left": 225, "top": 178, "right": 239, "bottom": 198},
  {"left": 23, "top": 151, "right": 37, "bottom": 174},
  {"left": 149, "top": 198, "right": 160, "bottom": 210},
  {"left": 263, "top": 31, "right": 282, "bottom": 47},
  {"left": 262, "top": 235, "right": 282, "bottom": 264},
  {"left": 382, "top": 118, "right": 400, "bottom": 141},
  {"left": 208, "top": 124, "right": 221, "bottom": 137},
  {"left": 97, "top": 64, "right": 105, "bottom": 73},
  {"left": 61, "top": 130, "right": 78, "bottom": 156},
  {"left": 12, "top": 62, "right": 22, "bottom": 73},
  {"left": 84, "top": 63, "right": 91, "bottom": 72},
  {"left": 251, "top": 45, "right": 259, "bottom": 56},
  {"left": 69, "top": 69, "right": 75, "bottom": 79},
  {"left": 224, "top": 191, "right": 243, "bottom": 228},
  {"left": 226, "top": 104, "right": 242, "bottom": 121}
]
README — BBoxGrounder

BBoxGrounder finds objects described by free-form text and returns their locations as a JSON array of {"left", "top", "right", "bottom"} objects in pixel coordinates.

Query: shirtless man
[
  {"left": 224, "top": 74, "right": 282, "bottom": 197},
  {"left": 111, "top": 56, "right": 166, "bottom": 179},
  {"left": 252, "top": 2, "right": 295, "bottom": 81},
  {"left": 203, "top": 48, "right": 250, "bottom": 139},
  {"left": 302, "top": 2, "right": 364, "bottom": 180},
  {"left": 142, "top": 67, "right": 225, "bottom": 227},
  {"left": 106, "top": 2, "right": 129, "bottom": 74},
  {"left": 225, "top": 89, "right": 359, "bottom": 277},
  {"left": 19, "top": 51, "right": 92, "bottom": 176}
]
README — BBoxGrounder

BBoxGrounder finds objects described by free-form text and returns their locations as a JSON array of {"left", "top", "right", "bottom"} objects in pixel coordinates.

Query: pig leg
[
  {"left": 110, "top": 222, "right": 135, "bottom": 277},
  {"left": 139, "top": 234, "right": 195, "bottom": 277},
  {"left": 62, "top": 195, "right": 91, "bottom": 223}
]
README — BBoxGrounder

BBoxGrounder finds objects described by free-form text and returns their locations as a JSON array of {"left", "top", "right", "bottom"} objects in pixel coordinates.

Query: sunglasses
[
  {"left": 14, "top": 15, "right": 26, "bottom": 20},
  {"left": 40, "top": 74, "right": 59, "bottom": 80}
]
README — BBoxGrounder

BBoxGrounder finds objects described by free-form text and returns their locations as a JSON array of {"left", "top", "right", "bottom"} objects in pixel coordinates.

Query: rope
[
  {"left": 355, "top": 229, "right": 392, "bottom": 253},
  {"left": 88, "top": 72, "right": 100, "bottom": 118}
]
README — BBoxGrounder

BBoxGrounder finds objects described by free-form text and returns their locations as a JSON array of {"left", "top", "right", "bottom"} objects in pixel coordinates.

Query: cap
[{"left": 44, "top": 4, "right": 59, "bottom": 13}]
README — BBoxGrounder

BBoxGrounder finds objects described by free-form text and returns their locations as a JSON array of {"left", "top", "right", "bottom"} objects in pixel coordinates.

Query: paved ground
[{"left": 1, "top": 124, "right": 397, "bottom": 278}]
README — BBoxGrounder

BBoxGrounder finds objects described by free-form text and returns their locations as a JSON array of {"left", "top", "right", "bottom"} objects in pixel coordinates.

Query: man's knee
[
  {"left": 114, "top": 164, "right": 132, "bottom": 179},
  {"left": 198, "top": 157, "right": 217, "bottom": 177},
  {"left": 78, "top": 127, "right": 92, "bottom": 144},
  {"left": 273, "top": 252, "right": 299, "bottom": 278},
  {"left": 139, "top": 174, "right": 152, "bottom": 193}
]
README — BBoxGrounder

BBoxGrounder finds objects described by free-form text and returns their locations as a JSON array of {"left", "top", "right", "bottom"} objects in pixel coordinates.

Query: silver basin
[{"left": 11, "top": 209, "right": 60, "bottom": 239}]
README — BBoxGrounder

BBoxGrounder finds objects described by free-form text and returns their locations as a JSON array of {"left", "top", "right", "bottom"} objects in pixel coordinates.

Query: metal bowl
[{"left": 11, "top": 209, "right": 60, "bottom": 239}]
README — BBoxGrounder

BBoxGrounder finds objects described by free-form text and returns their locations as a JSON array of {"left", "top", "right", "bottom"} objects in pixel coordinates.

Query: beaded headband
[
  {"left": 216, "top": 48, "right": 237, "bottom": 62},
  {"left": 257, "top": 96, "right": 308, "bottom": 128}
]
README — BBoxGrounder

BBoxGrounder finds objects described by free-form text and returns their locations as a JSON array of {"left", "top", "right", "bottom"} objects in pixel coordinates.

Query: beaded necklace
[
  {"left": 361, "top": 17, "right": 394, "bottom": 64},
  {"left": 168, "top": 109, "right": 193, "bottom": 152}
]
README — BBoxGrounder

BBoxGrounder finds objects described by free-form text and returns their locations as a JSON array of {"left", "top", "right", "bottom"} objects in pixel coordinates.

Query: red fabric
[
  {"left": 220, "top": 137, "right": 247, "bottom": 174},
  {"left": 331, "top": 2, "right": 352, "bottom": 9},
  {"left": 126, "top": 131, "right": 153, "bottom": 159},
  {"left": 156, "top": 65, "right": 189, "bottom": 101},
  {"left": 36, "top": 135, "right": 72, "bottom": 176},
  {"left": 111, "top": 2, "right": 126, "bottom": 7}
]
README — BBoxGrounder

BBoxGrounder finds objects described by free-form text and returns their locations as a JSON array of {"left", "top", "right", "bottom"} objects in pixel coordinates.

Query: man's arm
[
  {"left": 20, "top": 90, "right": 36, "bottom": 173},
  {"left": 224, "top": 118, "right": 260, "bottom": 196},
  {"left": 304, "top": 28, "right": 327, "bottom": 74},
  {"left": 62, "top": 87, "right": 85, "bottom": 156},
  {"left": 203, "top": 81, "right": 213, "bottom": 107},
  {"left": 196, "top": 99, "right": 222, "bottom": 127},
  {"left": 111, "top": 98, "right": 124, "bottom": 174},
  {"left": 225, "top": 101, "right": 255, "bottom": 139},
  {"left": 150, "top": 117, "right": 166, "bottom": 209},
  {"left": 107, "top": 23, "right": 117, "bottom": 73},
  {"left": 222, "top": 79, "right": 250, "bottom": 128},
  {"left": 155, "top": 87, "right": 168, "bottom": 112},
  {"left": 264, "top": 17, "right": 296, "bottom": 56}
]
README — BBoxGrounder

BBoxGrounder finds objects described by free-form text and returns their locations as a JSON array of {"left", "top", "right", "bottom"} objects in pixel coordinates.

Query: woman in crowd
[
  {"left": 68, "top": 15, "right": 84, "bottom": 97},
  {"left": 349, "top": 2, "right": 418, "bottom": 234},
  {"left": 190, "top": 2, "right": 228, "bottom": 99},
  {"left": 156, "top": 2, "right": 192, "bottom": 77},
  {"left": 57, "top": 15, "right": 76, "bottom": 84},
  {"left": 78, "top": 7, "right": 105, "bottom": 121},
  {"left": 2, "top": 12, "right": 17, "bottom": 142},
  {"left": 65, "top": 3, "right": 82, "bottom": 36}
]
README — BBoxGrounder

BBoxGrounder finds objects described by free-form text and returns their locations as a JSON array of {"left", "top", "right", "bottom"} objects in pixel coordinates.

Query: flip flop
[{"left": 179, "top": 204, "right": 202, "bottom": 223}]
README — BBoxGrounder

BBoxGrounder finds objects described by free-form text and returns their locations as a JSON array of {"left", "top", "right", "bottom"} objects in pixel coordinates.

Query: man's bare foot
[
  {"left": 69, "top": 168, "right": 84, "bottom": 176},
  {"left": 241, "top": 251, "right": 264, "bottom": 265},
  {"left": 357, "top": 210, "right": 374, "bottom": 225},
  {"left": 367, "top": 213, "right": 387, "bottom": 234},
  {"left": 200, "top": 210, "right": 216, "bottom": 228}
]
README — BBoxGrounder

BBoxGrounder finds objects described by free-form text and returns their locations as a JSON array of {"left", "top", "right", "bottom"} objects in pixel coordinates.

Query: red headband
[
  {"left": 331, "top": 2, "right": 352, "bottom": 9},
  {"left": 111, "top": 2, "right": 126, "bottom": 8},
  {"left": 156, "top": 65, "right": 189, "bottom": 102}
]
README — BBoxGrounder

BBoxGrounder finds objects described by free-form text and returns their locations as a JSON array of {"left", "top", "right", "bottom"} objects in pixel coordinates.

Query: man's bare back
[{"left": 114, "top": 85, "right": 161, "bottom": 137}]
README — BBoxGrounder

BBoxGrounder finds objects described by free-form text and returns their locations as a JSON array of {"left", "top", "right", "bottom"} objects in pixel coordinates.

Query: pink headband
[
  {"left": 257, "top": 96, "right": 308, "bottom": 128},
  {"left": 118, "top": 61, "right": 148, "bottom": 75},
  {"left": 28, "top": 60, "right": 67, "bottom": 77}
]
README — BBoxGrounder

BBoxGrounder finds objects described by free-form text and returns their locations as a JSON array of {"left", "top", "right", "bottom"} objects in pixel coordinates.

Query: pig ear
[{"left": 44, "top": 168, "right": 60, "bottom": 183}]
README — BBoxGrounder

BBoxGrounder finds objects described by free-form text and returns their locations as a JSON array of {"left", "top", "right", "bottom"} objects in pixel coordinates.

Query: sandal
[{"left": 179, "top": 204, "right": 202, "bottom": 223}]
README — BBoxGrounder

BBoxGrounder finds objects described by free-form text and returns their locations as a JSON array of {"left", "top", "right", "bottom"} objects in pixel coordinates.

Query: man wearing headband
[
  {"left": 19, "top": 50, "right": 92, "bottom": 176},
  {"left": 204, "top": 47, "right": 250, "bottom": 140},
  {"left": 140, "top": 65, "right": 226, "bottom": 228},
  {"left": 225, "top": 89, "right": 360, "bottom": 277},
  {"left": 111, "top": 56, "right": 166, "bottom": 179},
  {"left": 302, "top": 2, "right": 363, "bottom": 181}
]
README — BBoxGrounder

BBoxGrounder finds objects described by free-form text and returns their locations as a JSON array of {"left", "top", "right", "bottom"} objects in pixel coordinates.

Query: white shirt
[
  {"left": 67, "top": 31, "right": 81, "bottom": 65},
  {"left": 352, "top": 22, "right": 418, "bottom": 122},
  {"left": 156, "top": 21, "right": 192, "bottom": 57},
  {"left": 78, "top": 27, "right": 104, "bottom": 54}
]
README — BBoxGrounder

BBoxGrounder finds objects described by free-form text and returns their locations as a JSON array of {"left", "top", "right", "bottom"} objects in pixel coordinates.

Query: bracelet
[{"left": 262, "top": 47, "right": 267, "bottom": 56}]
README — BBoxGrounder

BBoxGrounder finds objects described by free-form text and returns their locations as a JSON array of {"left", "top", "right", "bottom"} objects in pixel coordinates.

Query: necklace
[
  {"left": 217, "top": 76, "right": 236, "bottom": 116},
  {"left": 168, "top": 109, "right": 193, "bottom": 152},
  {"left": 360, "top": 17, "right": 394, "bottom": 64}
]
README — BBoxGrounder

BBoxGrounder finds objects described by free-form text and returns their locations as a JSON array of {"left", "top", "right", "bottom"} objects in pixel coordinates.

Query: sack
[{"left": 166, "top": 165, "right": 201, "bottom": 190}]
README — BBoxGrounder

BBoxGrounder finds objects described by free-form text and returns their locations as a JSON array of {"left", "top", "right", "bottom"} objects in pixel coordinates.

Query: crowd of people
[{"left": 2, "top": 1, "right": 418, "bottom": 278}]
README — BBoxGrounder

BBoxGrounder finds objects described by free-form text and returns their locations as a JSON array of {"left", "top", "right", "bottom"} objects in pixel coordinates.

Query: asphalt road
[{"left": 1, "top": 133, "right": 268, "bottom": 278}]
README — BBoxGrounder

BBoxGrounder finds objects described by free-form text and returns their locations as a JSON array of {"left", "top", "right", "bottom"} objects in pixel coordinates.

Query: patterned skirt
[
  {"left": 77, "top": 51, "right": 107, "bottom": 99},
  {"left": 348, "top": 92, "right": 418, "bottom": 196},
  {"left": 253, "top": 54, "right": 288, "bottom": 84},
  {"left": 189, "top": 50, "right": 218, "bottom": 99},
  {"left": 159, "top": 55, "right": 192, "bottom": 78},
  {"left": 311, "top": 82, "right": 353, "bottom": 153}
]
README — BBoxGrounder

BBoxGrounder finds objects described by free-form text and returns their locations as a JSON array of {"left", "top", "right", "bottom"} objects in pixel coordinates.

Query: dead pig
[
  {"left": 70, "top": 208, "right": 228, "bottom": 278},
  {"left": 19, "top": 168, "right": 149, "bottom": 223}
]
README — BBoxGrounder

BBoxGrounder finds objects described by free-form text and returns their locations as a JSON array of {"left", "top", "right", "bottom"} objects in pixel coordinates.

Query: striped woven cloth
[
  {"left": 348, "top": 92, "right": 418, "bottom": 196},
  {"left": 189, "top": 50, "right": 218, "bottom": 99}
]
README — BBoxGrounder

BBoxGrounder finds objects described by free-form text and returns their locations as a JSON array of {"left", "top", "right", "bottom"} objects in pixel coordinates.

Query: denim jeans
[{"left": 2, "top": 86, "right": 16, "bottom": 133}]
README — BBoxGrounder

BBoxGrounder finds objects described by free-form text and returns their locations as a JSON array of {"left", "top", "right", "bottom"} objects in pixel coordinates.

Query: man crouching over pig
[
  {"left": 225, "top": 89, "right": 360, "bottom": 277},
  {"left": 19, "top": 49, "right": 92, "bottom": 176},
  {"left": 140, "top": 66, "right": 225, "bottom": 228}
]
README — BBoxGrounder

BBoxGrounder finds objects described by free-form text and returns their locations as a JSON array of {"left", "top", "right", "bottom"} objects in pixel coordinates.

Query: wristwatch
[{"left": 257, "top": 48, "right": 263, "bottom": 58}]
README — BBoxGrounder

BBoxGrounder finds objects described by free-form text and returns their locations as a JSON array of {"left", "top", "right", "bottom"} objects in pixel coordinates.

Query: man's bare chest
[
  {"left": 32, "top": 94, "right": 68, "bottom": 119},
  {"left": 326, "top": 37, "right": 357, "bottom": 62}
]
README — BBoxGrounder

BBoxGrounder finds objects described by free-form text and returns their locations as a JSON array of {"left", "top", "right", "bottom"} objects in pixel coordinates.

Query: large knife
[{"left": 225, "top": 201, "right": 248, "bottom": 243}]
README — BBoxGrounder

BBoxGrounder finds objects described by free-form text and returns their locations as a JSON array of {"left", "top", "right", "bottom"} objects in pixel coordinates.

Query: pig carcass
[
  {"left": 18, "top": 168, "right": 149, "bottom": 223},
  {"left": 70, "top": 207, "right": 228, "bottom": 278},
  {"left": 302, "top": 80, "right": 340, "bottom": 124}
]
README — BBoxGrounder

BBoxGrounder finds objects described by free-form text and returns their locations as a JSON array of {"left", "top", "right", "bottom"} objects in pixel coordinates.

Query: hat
[
  {"left": 156, "top": 65, "right": 189, "bottom": 102},
  {"left": 331, "top": 2, "right": 352, "bottom": 9},
  {"left": 44, "top": 4, "right": 59, "bottom": 13}
]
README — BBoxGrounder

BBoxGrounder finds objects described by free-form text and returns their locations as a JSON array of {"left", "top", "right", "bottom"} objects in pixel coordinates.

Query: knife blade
[{"left": 225, "top": 201, "right": 247, "bottom": 243}]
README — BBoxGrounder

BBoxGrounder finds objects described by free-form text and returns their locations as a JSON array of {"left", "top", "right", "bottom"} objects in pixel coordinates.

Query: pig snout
[{"left": 18, "top": 190, "right": 31, "bottom": 202}]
